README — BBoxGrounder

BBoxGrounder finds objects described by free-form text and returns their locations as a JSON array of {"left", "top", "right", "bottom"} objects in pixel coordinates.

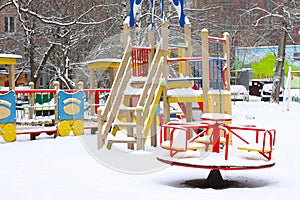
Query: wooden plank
[
  {"left": 107, "top": 138, "right": 136, "bottom": 150},
  {"left": 168, "top": 96, "right": 203, "bottom": 103}
]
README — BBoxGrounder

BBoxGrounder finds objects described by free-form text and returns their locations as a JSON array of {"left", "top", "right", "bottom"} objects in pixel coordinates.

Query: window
[
  {"left": 39, "top": 76, "right": 44, "bottom": 87},
  {"left": 4, "top": 16, "right": 15, "bottom": 33}
]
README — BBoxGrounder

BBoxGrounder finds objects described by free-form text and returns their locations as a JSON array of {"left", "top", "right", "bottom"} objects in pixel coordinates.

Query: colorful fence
[{"left": 0, "top": 87, "right": 110, "bottom": 142}]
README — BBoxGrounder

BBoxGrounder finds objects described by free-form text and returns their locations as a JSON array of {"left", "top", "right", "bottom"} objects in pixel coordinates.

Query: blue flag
[
  {"left": 129, "top": 0, "right": 144, "bottom": 27},
  {"left": 170, "top": 0, "right": 186, "bottom": 27}
]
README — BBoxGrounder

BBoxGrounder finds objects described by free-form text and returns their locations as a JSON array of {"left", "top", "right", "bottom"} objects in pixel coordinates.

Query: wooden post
[
  {"left": 223, "top": 32, "right": 230, "bottom": 91},
  {"left": 8, "top": 64, "right": 15, "bottom": 91},
  {"left": 89, "top": 69, "right": 95, "bottom": 89},
  {"left": 126, "top": 96, "right": 134, "bottom": 150},
  {"left": 53, "top": 81, "right": 60, "bottom": 124},
  {"left": 89, "top": 69, "right": 95, "bottom": 116},
  {"left": 110, "top": 68, "right": 116, "bottom": 88},
  {"left": 162, "top": 20, "right": 170, "bottom": 125},
  {"left": 184, "top": 23, "right": 192, "bottom": 122},
  {"left": 97, "top": 107, "right": 104, "bottom": 149},
  {"left": 136, "top": 106, "right": 143, "bottom": 150},
  {"left": 29, "top": 82, "right": 35, "bottom": 119},
  {"left": 77, "top": 81, "right": 83, "bottom": 89},
  {"left": 148, "top": 27, "right": 155, "bottom": 79},
  {"left": 151, "top": 114, "right": 157, "bottom": 147},
  {"left": 184, "top": 23, "right": 192, "bottom": 76},
  {"left": 201, "top": 29, "right": 209, "bottom": 113},
  {"left": 123, "top": 22, "right": 130, "bottom": 48},
  {"left": 148, "top": 27, "right": 155, "bottom": 63}
]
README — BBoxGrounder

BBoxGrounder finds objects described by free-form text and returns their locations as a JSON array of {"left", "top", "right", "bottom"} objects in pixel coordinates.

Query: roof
[
  {"left": 0, "top": 54, "right": 22, "bottom": 65},
  {"left": 83, "top": 58, "right": 122, "bottom": 70}
]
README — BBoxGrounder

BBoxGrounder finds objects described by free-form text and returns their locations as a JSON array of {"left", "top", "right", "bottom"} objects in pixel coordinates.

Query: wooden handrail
[{"left": 101, "top": 41, "right": 132, "bottom": 120}]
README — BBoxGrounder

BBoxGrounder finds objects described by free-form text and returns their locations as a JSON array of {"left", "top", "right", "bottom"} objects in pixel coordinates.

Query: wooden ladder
[{"left": 98, "top": 46, "right": 164, "bottom": 150}]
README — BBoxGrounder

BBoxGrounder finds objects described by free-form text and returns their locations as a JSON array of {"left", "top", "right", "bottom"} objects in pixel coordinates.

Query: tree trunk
[
  {"left": 271, "top": 26, "right": 286, "bottom": 103},
  {"left": 272, "top": 3, "right": 289, "bottom": 103}
]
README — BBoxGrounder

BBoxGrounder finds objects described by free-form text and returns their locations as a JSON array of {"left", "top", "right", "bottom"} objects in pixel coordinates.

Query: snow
[
  {"left": 83, "top": 58, "right": 122, "bottom": 65},
  {"left": 1, "top": 100, "right": 300, "bottom": 199},
  {"left": 0, "top": 53, "right": 22, "bottom": 59},
  {"left": 168, "top": 88, "right": 203, "bottom": 97}
]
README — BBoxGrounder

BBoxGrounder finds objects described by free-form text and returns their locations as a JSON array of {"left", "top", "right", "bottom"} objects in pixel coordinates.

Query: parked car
[
  {"left": 261, "top": 83, "right": 283, "bottom": 101},
  {"left": 230, "top": 85, "right": 249, "bottom": 101}
]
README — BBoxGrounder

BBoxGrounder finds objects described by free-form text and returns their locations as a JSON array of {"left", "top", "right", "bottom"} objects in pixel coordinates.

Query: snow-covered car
[
  {"left": 230, "top": 85, "right": 249, "bottom": 101},
  {"left": 261, "top": 83, "right": 283, "bottom": 102}
]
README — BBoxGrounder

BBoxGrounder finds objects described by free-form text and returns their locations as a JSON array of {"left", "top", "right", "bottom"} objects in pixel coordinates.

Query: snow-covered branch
[
  {"left": 13, "top": 2, "right": 115, "bottom": 27},
  {"left": 246, "top": 6, "right": 285, "bottom": 26},
  {"left": 0, "top": 1, "right": 12, "bottom": 10}
]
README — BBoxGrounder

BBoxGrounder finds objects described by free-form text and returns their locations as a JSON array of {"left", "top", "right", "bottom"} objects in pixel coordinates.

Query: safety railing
[
  {"left": 160, "top": 122, "right": 276, "bottom": 161},
  {"left": 224, "top": 124, "right": 276, "bottom": 161},
  {"left": 1, "top": 87, "right": 110, "bottom": 124},
  {"left": 132, "top": 46, "right": 152, "bottom": 77}
]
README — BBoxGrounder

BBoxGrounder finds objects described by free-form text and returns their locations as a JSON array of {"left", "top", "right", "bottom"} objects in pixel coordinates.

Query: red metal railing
[
  {"left": 208, "top": 36, "right": 227, "bottom": 43},
  {"left": 160, "top": 122, "right": 276, "bottom": 161},
  {"left": 132, "top": 46, "right": 151, "bottom": 77}
]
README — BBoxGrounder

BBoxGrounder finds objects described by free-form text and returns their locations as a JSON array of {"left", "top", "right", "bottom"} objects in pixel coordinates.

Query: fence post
[
  {"left": 29, "top": 82, "right": 35, "bottom": 119},
  {"left": 77, "top": 81, "right": 83, "bottom": 89},
  {"left": 53, "top": 81, "right": 60, "bottom": 124},
  {"left": 201, "top": 28, "right": 209, "bottom": 113}
]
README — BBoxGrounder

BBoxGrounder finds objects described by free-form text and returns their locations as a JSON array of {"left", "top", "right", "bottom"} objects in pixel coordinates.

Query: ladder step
[
  {"left": 119, "top": 104, "right": 137, "bottom": 112},
  {"left": 113, "top": 121, "right": 137, "bottom": 127},
  {"left": 123, "top": 86, "right": 143, "bottom": 96},
  {"left": 130, "top": 76, "right": 147, "bottom": 83},
  {"left": 107, "top": 137, "right": 137, "bottom": 149},
  {"left": 108, "top": 137, "right": 136, "bottom": 143},
  {"left": 130, "top": 78, "right": 146, "bottom": 88}
]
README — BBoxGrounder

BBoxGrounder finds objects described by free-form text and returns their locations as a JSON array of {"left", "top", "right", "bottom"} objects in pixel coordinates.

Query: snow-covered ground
[{"left": 0, "top": 99, "right": 300, "bottom": 200}]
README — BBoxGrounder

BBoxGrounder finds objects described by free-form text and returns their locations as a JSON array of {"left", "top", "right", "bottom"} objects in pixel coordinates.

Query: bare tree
[
  {"left": 1, "top": 0, "right": 119, "bottom": 88},
  {"left": 246, "top": 0, "right": 299, "bottom": 103}
]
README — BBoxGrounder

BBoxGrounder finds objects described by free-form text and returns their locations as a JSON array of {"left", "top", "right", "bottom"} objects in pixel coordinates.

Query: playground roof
[
  {"left": 84, "top": 58, "right": 122, "bottom": 70},
  {"left": 0, "top": 54, "right": 22, "bottom": 65}
]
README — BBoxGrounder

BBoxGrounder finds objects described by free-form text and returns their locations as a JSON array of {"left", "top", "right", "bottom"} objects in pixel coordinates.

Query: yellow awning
[{"left": 0, "top": 54, "right": 22, "bottom": 65}]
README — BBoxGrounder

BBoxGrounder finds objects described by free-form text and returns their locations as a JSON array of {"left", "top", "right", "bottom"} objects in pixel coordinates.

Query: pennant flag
[
  {"left": 150, "top": 0, "right": 155, "bottom": 28},
  {"left": 129, "top": 0, "right": 144, "bottom": 27},
  {"left": 169, "top": 0, "right": 186, "bottom": 27},
  {"left": 161, "top": 0, "right": 166, "bottom": 20}
]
